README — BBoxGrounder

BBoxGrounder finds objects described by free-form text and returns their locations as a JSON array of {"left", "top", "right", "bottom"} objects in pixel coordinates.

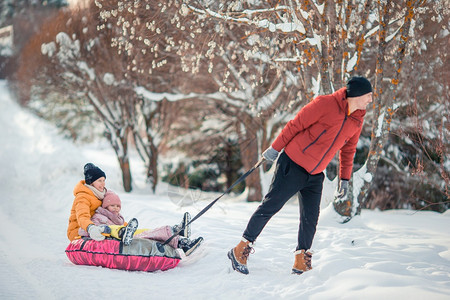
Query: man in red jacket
[{"left": 228, "top": 76, "right": 373, "bottom": 275}]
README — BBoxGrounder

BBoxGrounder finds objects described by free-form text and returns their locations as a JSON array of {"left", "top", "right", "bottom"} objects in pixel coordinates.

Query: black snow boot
[
  {"left": 172, "top": 212, "right": 191, "bottom": 238},
  {"left": 178, "top": 236, "right": 203, "bottom": 256},
  {"left": 118, "top": 218, "right": 139, "bottom": 246}
]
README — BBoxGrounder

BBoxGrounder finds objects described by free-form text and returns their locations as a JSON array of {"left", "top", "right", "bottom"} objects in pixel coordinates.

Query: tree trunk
[
  {"left": 356, "top": 1, "right": 390, "bottom": 214},
  {"left": 237, "top": 115, "right": 262, "bottom": 202},
  {"left": 224, "top": 142, "right": 234, "bottom": 189},
  {"left": 119, "top": 158, "right": 132, "bottom": 192},
  {"left": 356, "top": 1, "right": 418, "bottom": 214},
  {"left": 147, "top": 142, "right": 158, "bottom": 193}
]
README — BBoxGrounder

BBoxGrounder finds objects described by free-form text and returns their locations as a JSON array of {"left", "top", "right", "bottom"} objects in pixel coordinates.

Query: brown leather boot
[
  {"left": 227, "top": 237, "right": 254, "bottom": 274},
  {"left": 292, "top": 249, "right": 312, "bottom": 274}
]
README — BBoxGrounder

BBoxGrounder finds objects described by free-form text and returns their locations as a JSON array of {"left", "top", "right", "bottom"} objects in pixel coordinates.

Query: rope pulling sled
[{"left": 159, "top": 157, "right": 265, "bottom": 250}]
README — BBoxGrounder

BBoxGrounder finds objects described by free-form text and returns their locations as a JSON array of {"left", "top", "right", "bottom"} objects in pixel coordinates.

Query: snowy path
[{"left": 1, "top": 80, "right": 449, "bottom": 299}]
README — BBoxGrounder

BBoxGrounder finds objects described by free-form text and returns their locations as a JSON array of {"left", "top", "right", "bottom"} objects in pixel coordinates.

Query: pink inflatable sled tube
[{"left": 66, "top": 237, "right": 181, "bottom": 272}]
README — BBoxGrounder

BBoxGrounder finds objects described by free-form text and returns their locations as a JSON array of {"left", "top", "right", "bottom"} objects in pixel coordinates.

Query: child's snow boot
[
  {"left": 172, "top": 212, "right": 191, "bottom": 238},
  {"left": 178, "top": 236, "right": 203, "bottom": 256},
  {"left": 227, "top": 237, "right": 254, "bottom": 275},
  {"left": 119, "top": 218, "right": 139, "bottom": 246},
  {"left": 292, "top": 249, "right": 312, "bottom": 274}
]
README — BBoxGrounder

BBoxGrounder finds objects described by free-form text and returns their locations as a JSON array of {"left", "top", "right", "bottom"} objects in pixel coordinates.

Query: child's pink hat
[{"left": 102, "top": 190, "right": 121, "bottom": 208}]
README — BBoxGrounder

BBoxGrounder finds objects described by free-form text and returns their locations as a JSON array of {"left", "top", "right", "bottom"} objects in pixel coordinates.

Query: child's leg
[
  {"left": 107, "top": 219, "right": 139, "bottom": 246},
  {"left": 108, "top": 225, "right": 125, "bottom": 240},
  {"left": 134, "top": 226, "right": 179, "bottom": 248},
  {"left": 134, "top": 228, "right": 151, "bottom": 235}
]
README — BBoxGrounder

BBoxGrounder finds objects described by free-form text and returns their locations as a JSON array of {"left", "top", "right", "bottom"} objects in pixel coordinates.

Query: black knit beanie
[
  {"left": 84, "top": 163, "right": 106, "bottom": 184},
  {"left": 346, "top": 76, "right": 372, "bottom": 97}
]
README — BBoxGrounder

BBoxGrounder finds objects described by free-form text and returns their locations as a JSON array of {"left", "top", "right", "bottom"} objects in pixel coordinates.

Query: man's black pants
[{"left": 243, "top": 152, "right": 325, "bottom": 250}]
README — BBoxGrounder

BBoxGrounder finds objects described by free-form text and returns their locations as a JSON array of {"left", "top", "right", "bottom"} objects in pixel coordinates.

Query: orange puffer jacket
[
  {"left": 271, "top": 87, "right": 365, "bottom": 180},
  {"left": 67, "top": 180, "right": 103, "bottom": 241}
]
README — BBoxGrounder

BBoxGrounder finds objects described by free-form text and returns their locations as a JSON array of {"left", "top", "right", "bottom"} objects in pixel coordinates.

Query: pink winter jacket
[{"left": 78, "top": 207, "right": 125, "bottom": 236}]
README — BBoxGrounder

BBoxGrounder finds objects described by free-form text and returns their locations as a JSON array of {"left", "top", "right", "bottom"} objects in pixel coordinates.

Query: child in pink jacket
[{"left": 79, "top": 190, "right": 203, "bottom": 256}]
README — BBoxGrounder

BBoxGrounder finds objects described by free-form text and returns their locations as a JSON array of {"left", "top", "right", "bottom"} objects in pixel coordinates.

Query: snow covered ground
[{"left": 1, "top": 80, "right": 449, "bottom": 299}]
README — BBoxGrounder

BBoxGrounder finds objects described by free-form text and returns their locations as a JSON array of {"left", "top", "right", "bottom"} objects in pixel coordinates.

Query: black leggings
[{"left": 243, "top": 152, "right": 324, "bottom": 250}]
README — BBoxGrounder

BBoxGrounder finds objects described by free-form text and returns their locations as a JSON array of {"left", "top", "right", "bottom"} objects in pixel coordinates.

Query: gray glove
[
  {"left": 87, "top": 224, "right": 106, "bottom": 241},
  {"left": 262, "top": 146, "right": 279, "bottom": 162},
  {"left": 334, "top": 180, "right": 349, "bottom": 202}
]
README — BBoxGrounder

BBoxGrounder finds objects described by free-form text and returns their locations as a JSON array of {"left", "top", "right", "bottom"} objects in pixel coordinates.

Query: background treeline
[{"left": 1, "top": 0, "right": 448, "bottom": 212}]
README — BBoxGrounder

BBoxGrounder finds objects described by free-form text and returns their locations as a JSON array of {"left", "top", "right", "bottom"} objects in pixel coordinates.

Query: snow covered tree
[
  {"left": 16, "top": 5, "right": 138, "bottom": 192},
  {"left": 94, "top": 0, "right": 223, "bottom": 192},
  {"left": 20, "top": 0, "right": 445, "bottom": 208},
  {"left": 94, "top": 0, "right": 448, "bottom": 207},
  {"left": 160, "top": 98, "right": 245, "bottom": 192},
  {"left": 95, "top": 0, "right": 302, "bottom": 201},
  {"left": 360, "top": 1, "right": 449, "bottom": 212},
  {"left": 348, "top": 0, "right": 445, "bottom": 214},
  {"left": 175, "top": 1, "right": 447, "bottom": 212}
]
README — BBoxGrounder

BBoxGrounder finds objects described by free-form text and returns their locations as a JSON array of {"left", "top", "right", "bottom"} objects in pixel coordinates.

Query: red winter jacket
[{"left": 271, "top": 87, "right": 365, "bottom": 180}]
